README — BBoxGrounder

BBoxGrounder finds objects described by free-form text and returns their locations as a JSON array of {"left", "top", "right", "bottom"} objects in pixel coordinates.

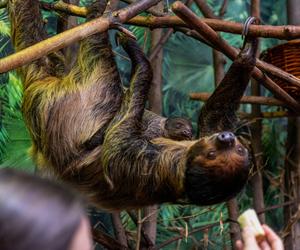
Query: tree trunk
[
  {"left": 148, "top": 2, "right": 163, "bottom": 114},
  {"left": 249, "top": 0, "right": 266, "bottom": 224},
  {"left": 284, "top": 1, "right": 300, "bottom": 249},
  {"left": 141, "top": 3, "right": 164, "bottom": 248}
]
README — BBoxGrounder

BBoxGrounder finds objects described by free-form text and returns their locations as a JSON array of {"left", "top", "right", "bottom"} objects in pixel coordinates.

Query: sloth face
[
  {"left": 165, "top": 117, "right": 193, "bottom": 140},
  {"left": 184, "top": 132, "right": 250, "bottom": 205}
]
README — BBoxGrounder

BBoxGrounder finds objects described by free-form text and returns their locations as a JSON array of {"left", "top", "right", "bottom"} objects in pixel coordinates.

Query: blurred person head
[{"left": 0, "top": 168, "right": 92, "bottom": 250}]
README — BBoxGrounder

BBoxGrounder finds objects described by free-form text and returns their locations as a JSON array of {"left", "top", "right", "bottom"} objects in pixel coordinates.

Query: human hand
[{"left": 236, "top": 224, "right": 284, "bottom": 250}]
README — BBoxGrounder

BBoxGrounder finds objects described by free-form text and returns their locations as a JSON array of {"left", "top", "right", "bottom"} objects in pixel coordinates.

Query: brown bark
[
  {"left": 3, "top": 1, "right": 300, "bottom": 40},
  {"left": 284, "top": 2, "right": 300, "bottom": 249},
  {"left": 148, "top": 0, "right": 194, "bottom": 62},
  {"left": 250, "top": 0, "right": 265, "bottom": 224},
  {"left": 112, "top": 212, "right": 128, "bottom": 249},
  {"left": 127, "top": 211, "right": 154, "bottom": 247},
  {"left": 190, "top": 92, "right": 286, "bottom": 106},
  {"left": 0, "top": 0, "right": 161, "bottom": 73},
  {"left": 283, "top": 118, "right": 300, "bottom": 249},
  {"left": 128, "top": 16, "right": 300, "bottom": 40},
  {"left": 193, "top": 0, "right": 218, "bottom": 19},
  {"left": 142, "top": 3, "right": 164, "bottom": 247},
  {"left": 212, "top": 50, "right": 225, "bottom": 86},
  {"left": 227, "top": 198, "right": 241, "bottom": 249},
  {"left": 109, "top": 0, "right": 120, "bottom": 11},
  {"left": 171, "top": 1, "right": 300, "bottom": 113},
  {"left": 148, "top": 2, "right": 164, "bottom": 115}
]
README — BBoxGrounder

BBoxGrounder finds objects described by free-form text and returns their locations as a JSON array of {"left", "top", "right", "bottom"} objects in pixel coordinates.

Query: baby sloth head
[
  {"left": 185, "top": 131, "right": 250, "bottom": 205},
  {"left": 165, "top": 117, "right": 193, "bottom": 140}
]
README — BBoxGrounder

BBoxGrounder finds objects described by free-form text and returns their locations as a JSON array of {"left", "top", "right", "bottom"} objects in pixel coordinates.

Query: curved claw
[
  {"left": 241, "top": 17, "right": 259, "bottom": 57},
  {"left": 111, "top": 23, "right": 136, "bottom": 46},
  {"left": 241, "top": 17, "right": 259, "bottom": 50},
  {"left": 114, "top": 31, "right": 132, "bottom": 47}
]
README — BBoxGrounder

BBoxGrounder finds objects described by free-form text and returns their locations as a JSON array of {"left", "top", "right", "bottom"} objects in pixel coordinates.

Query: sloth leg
[
  {"left": 118, "top": 34, "right": 153, "bottom": 125},
  {"left": 74, "top": 0, "right": 121, "bottom": 86},
  {"left": 8, "top": 0, "right": 64, "bottom": 83},
  {"left": 198, "top": 36, "right": 258, "bottom": 137}
]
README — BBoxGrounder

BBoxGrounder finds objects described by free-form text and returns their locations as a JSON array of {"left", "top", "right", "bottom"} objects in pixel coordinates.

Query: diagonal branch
[
  {"left": 172, "top": 1, "right": 300, "bottom": 113},
  {"left": 0, "top": 0, "right": 161, "bottom": 73}
]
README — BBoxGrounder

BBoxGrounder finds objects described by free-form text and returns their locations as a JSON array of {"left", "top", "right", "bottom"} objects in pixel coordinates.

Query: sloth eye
[
  {"left": 207, "top": 151, "right": 216, "bottom": 160},
  {"left": 175, "top": 124, "right": 182, "bottom": 129},
  {"left": 236, "top": 145, "right": 245, "bottom": 156}
]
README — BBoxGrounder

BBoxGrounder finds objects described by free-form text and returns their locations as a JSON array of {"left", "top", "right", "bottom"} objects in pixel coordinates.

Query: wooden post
[
  {"left": 284, "top": 1, "right": 300, "bottom": 249},
  {"left": 250, "top": 0, "right": 265, "bottom": 224}
]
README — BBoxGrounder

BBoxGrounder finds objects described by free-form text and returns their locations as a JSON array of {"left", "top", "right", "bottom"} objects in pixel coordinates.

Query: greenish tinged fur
[{"left": 9, "top": 0, "right": 193, "bottom": 210}]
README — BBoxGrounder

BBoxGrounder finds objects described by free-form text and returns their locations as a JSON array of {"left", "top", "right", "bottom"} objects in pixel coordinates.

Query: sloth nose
[
  {"left": 217, "top": 132, "right": 235, "bottom": 148},
  {"left": 183, "top": 130, "right": 193, "bottom": 139}
]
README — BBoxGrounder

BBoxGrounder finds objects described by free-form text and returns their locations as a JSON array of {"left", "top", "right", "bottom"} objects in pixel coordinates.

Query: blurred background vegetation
[{"left": 0, "top": 0, "right": 291, "bottom": 249}]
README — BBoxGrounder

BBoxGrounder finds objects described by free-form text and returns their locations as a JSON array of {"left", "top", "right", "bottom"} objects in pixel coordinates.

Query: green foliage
[{"left": 0, "top": 72, "right": 33, "bottom": 171}]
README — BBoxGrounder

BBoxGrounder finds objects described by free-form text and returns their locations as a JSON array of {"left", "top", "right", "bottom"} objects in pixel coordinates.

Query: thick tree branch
[
  {"left": 0, "top": 0, "right": 161, "bottom": 73},
  {"left": 2, "top": 1, "right": 300, "bottom": 40},
  {"left": 172, "top": 1, "right": 300, "bottom": 113}
]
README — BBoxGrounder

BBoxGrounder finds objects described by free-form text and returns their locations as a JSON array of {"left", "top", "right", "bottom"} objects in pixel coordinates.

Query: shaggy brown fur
[
  {"left": 98, "top": 33, "right": 256, "bottom": 209},
  {"left": 9, "top": 0, "right": 256, "bottom": 210},
  {"left": 8, "top": 0, "right": 192, "bottom": 207}
]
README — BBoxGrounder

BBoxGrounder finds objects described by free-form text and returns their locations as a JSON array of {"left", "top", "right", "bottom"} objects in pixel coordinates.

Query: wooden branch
[
  {"left": 112, "top": 212, "right": 129, "bottom": 249},
  {"left": 130, "top": 16, "right": 300, "bottom": 40},
  {"left": 2, "top": 1, "right": 300, "bottom": 40},
  {"left": 127, "top": 211, "right": 154, "bottom": 247},
  {"left": 121, "top": 0, "right": 165, "bottom": 17},
  {"left": 42, "top": 0, "right": 87, "bottom": 17},
  {"left": 92, "top": 228, "right": 128, "bottom": 250},
  {"left": 136, "top": 209, "right": 142, "bottom": 250},
  {"left": 256, "top": 60, "right": 300, "bottom": 89},
  {"left": 172, "top": 3, "right": 300, "bottom": 92},
  {"left": 0, "top": 0, "right": 161, "bottom": 73},
  {"left": 172, "top": 1, "right": 300, "bottom": 113},
  {"left": 190, "top": 92, "right": 286, "bottom": 106},
  {"left": 41, "top": 1, "right": 300, "bottom": 91},
  {"left": 148, "top": 0, "right": 193, "bottom": 61},
  {"left": 240, "top": 111, "right": 296, "bottom": 119},
  {"left": 218, "top": 0, "right": 228, "bottom": 18},
  {"left": 193, "top": 0, "right": 219, "bottom": 19}
]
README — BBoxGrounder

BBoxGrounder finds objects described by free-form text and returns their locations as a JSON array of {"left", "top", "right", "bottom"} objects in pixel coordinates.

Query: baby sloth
[{"left": 100, "top": 33, "right": 253, "bottom": 209}]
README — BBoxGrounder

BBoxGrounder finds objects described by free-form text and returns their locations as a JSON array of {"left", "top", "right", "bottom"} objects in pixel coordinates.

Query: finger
[
  {"left": 235, "top": 240, "right": 243, "bottom": 250},
  {"left": 242, "top": 226, "right": 260, "bottom": 247},
  {"left": 259, "top": 240, "right": 271, "bottom": 250},
  {"left": 262, "top": 225, "right": 284, "bottom": 250}
]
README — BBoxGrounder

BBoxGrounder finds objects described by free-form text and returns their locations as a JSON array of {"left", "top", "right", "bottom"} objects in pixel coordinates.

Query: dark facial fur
[
  {"left": 185, "top": 133, "right": 250, "bottom": 205},
  {"left": 165, "top": 117, "right": 193, "bottom": 140}
]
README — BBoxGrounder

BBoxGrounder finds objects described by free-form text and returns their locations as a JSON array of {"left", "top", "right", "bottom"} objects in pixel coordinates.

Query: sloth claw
[{"left": 111, "top": 23, "right": 136, "bottom": 45}]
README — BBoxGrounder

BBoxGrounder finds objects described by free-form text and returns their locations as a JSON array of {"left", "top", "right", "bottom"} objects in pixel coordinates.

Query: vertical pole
[
  {"left": 250, "top": 0, "right": 266, "bottom": 223},
  {"left": 284, "top": 2, "right": 300, "bottom": 249}
]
